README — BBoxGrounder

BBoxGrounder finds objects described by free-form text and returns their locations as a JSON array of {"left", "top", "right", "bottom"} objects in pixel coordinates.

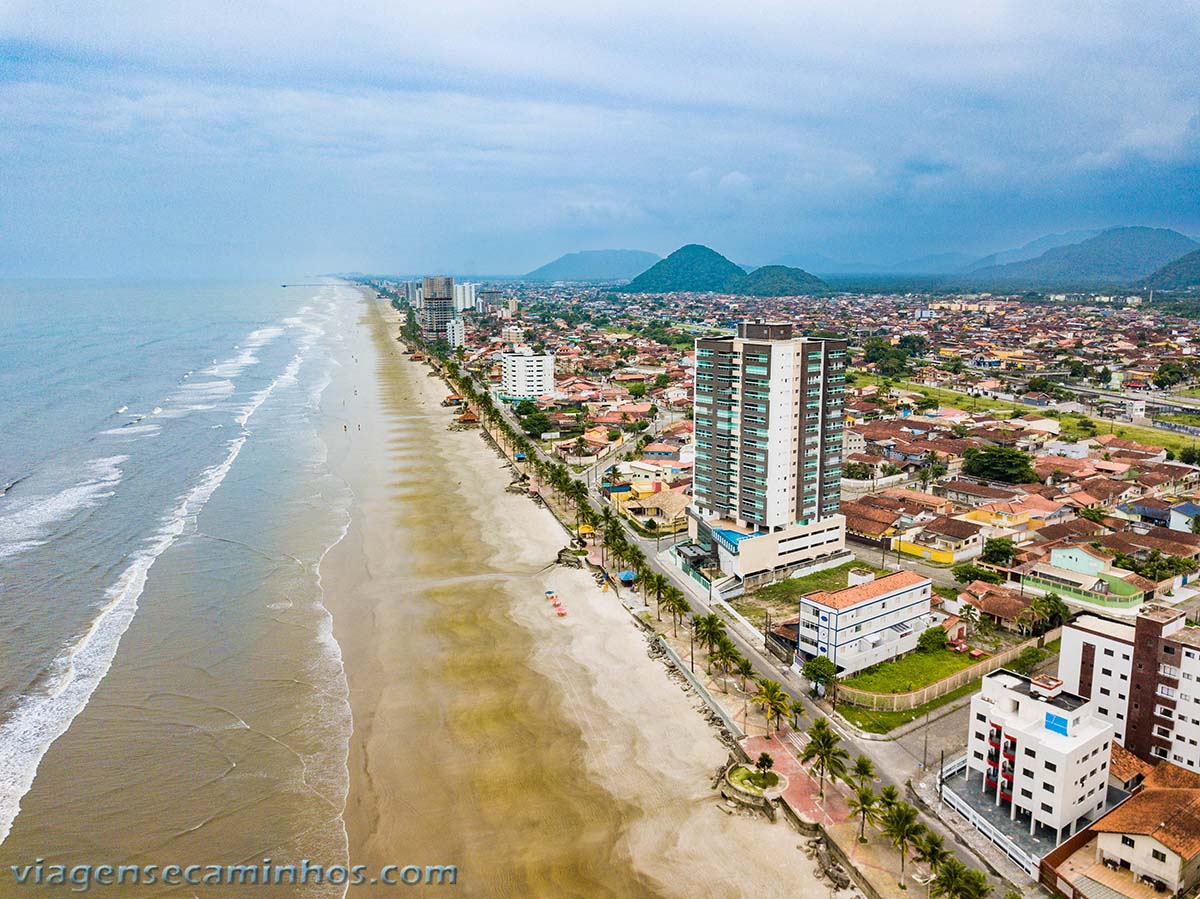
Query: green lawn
[
  {"left": 838, "top": 678, "right": 981, "bottom": 734},
  {"left": 842, "top": 648, "right": 978, "bottom": 693},
  {"left": 729, "top": 766, "right": 779, "bottom": 794}
]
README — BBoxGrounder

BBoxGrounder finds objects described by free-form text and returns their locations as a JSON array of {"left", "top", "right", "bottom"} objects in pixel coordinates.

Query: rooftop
[{"left": 804, "top": 569, "right": 930, "bottom": 611}]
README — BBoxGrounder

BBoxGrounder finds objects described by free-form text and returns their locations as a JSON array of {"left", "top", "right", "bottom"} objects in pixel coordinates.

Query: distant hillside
[
  {"left": 885, "top": 252, "right": 979, "bottom": 274},
  {"left": 960, "top": 227, "right": 1199, "bottom": 287},
  {"left": 622, "top": 244, "right": 747, "bottom": 293},
  {"left": 1146, "top": 249, "right": 1200, "bottom": 290},
  {"left": 740, "top": 265, "right": 826, "bottom": 295},
  {"left": 967, "top": 230, "right": 1101, "bottom": 271},
  {"left": 524, "top": 249, "right": 660, "bottom": 281}
]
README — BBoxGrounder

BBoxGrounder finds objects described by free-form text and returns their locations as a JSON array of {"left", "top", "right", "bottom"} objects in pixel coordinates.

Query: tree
[
  {"left": 802, "top": 655, "right": 838, "bottom": 702},
  {"left": 880, "top": 801, "right": 925, "bottom": 887},
  {"left": 930, "top": 858, "right": 968, "bottom": 899},
  {"left": 801, "top": 718, "right": 849, "bottom": 795},
  {"left": 693, "top": 614, "right": 727, "bottom": 668},
  {"left": 653, "top": 373, "right": 670, "bottom": 389},
  {"left": 789, "top": 699, "right": 808, "bottom": 731},
  {"left": 847, "top": 784, "right": 880, "bottom": 843},
  {"left": 514, "top": 399, "right": 538, "bottom": 416},
  {"left": 961, "top": 446, "right": 1037, "bottom": 484},
  {"left": 751, "top": 679, "right": 791, "bottom": 737},
  {"left": 953, "top": 563, "right": 1002, "bottom": 585},
  {"left": 711, "top": 636, "right": 740, "bottom": 692},
  {"left": 754, "top": 751, "right": 775, "bottom": 787},
  {"left": 958, "top": 868, "right": 992, "bottom": 899},
  {"left": 646, "top": 572, "right": 670, "bottom": 621},
  {"left": 1008, "top": 645, "right": 1049, "bottom": 675},
  {"left": 734, "top": 657, "right": 755, "bottom": 693},
  {"left": 845, "top": 461, "right": 873, "bottom": 480},
  {"left": 958, "top": 602, "right": 979, "bottom": 633},
  {"left": 913, "top": 832, "right": 952, "bottom": 895},
  {"left": 852, "top": 754, "right": 877, "bottom": 787},
  {"left": 522, "top": 411, "right": 554, "bottom": 436},
  {"left": 627, "top": 381, "right": 647, "bottom": 398},
  {"left": 878, "top": 784, "right": 900, "bottom": 810},
  {"left": 917, "top": 627, "right": 947, "bottom": 653},
  {"left": 980, "top": 537, "right": 1016, "bottom": 567}
]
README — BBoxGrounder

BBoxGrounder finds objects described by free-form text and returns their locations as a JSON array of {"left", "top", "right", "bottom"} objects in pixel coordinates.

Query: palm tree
[
  {"left": 789, "top": 699, "right": 807, "bottom": 731},
  {"left": 880, "top": 801, "right": 924, "bottom": 888},
  {"left": 929, "top": 858, "right": 968, "bottom": 899},
  {"left": 847, "top": 784, "right": 880, "bottom": 843},
  {"left": 692, "top": 614, "right": 726, "bottom": 669},
  {"left": 751, "top": 679, "right": 790, "bottom": 737},
  {"left": 646, "top": 572, "right": 670, "bottom": 621},
  {"left": 801, "top": 719, "right": 849, "bottom": 795},
  {"left": 912, "top": 832, "right": 952, "bottom": 896},
  {"left": 958, "top": 602, "right": 979, "bottom": 635},
  {"left": 878, "top": 784, "right": 900, "bottom": 811},
  {"left": 734, "top": 657, "right": 755, "bottom": 693},
  {"left": 852, "top": 754, "right": 877, "bottom": 788},
  {"left": 663, "top": 589, "right": 690, "bottom": 637},
  {"left": 957, "top": 869, "right": 992, "bottom": 899},
  {"left": 711, "top": 637, "right": 740, "bottom": 692}
]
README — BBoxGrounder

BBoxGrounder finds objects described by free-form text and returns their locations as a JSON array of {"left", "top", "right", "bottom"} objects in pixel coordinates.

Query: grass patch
[
  {"left": 732, "top": 561, "right": 891, "bottom": 628},
  {"left": 934, "top": 584, "right": 960, "bottom": 602},
  {"left": 1042, "top": 636, "right": 1062, "bottom": 654},
  {"left": 838, "top": 678, "right": 981, "bottom": 734},
  {"left": 729, "top": 766, "right": 779, "bottom": 794},
  {"left": 843, "top": 648, "right": 978, "bottom": 693}
]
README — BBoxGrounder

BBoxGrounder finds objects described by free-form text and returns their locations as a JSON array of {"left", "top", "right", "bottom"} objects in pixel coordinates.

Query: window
[
  {"left": 973, "top": 751, "right": 984, "bottom": 761},
  {"left": 1152, "top": 849, "right": 1167, "bottom": 863},
  {"left": 1044, "top": 761, "right": 1057, "bottom": 772},
  {"left": 1020, "top": 788, "right": 1032, "bottom": 799},
  {"left": 1104, "top": 648, "right": 1114, "bottom": 657},
  {"left": 975, "top": 713, "right": 986, "bottom": 723},
  {"left": 1122, "top": 835, "right": 1135, "bottom": 848},
  {"left": 1023, "top": 768, "right": 1034, "bottom": 778},
  {"left": 1100, "top": 687, "right": 1111, "bottom": 696},
  {"left": 1041, "top": 802, "right": 1053, "bottom": 813},
  {"left": 1102, "top": 668, "right": 1113, "bottom": 676},
  {"left": 1043, "top": 783, "right": 1055, "bottom": 793}
]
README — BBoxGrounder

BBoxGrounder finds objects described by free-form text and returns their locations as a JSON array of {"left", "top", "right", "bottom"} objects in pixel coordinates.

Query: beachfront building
[
  {"left": 795, "top": 569, "right": 934, "bottom": 676},
  {"left": 446, "top": 318, "right": 465, "bottom": 349},
  {"left": 500, "top": 347, "right": 555, "bottom": 400},
  {"left": 685, "top": 321, "right": 849, "bottom": 594},
  {"left": 420, "top": 275, "right": 455, "bottom": 343},
  {"left": 967, "top": 671, "right": 1112, "bottom": 842}
]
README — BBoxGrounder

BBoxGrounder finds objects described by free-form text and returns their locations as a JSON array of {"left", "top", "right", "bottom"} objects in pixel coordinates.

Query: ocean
[{"left": 0, "top": 279, "right": 356, "bottom": 895}]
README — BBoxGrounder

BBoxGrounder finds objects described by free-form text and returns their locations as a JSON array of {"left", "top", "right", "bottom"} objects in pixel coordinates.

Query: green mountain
[
  {"left": 740, "top": 264, "right": 827, "bottom": 295},
  {"left": 523, "top": 249, "right": 660, "bottom": 281},
  {"left": 960, "top": 226, "right": 1198, "bottom": 287},
  {"left": 1146, "top": 249, "right": 1200, "bottom": 290},
  {"left": 621, "top": 244, "right": 748, "bottom": 293}
]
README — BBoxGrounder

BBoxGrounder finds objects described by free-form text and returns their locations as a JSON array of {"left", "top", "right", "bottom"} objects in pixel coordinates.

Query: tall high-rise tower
[
  {"left": 688, "top": 321, "right": 847, "bottom": 590},
  {"left": 420, "top": 276, "right": 455, "bottom": 342}
]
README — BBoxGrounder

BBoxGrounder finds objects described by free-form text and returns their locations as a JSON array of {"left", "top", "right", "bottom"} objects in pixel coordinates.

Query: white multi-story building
[
  {"left": 795, "top": 569, "right": 933, "bottom": 676},
  {"left": 688, "top": 321, "right": 848, "bottom": 591},
  {"left": 967, "top": 671, "right": 1112, "bottom": 843},
  {"left": 501, "top": 325, "right": 525, "bottom": 346},
  {"left": 500, "top": 348, "right": 554, "bottom": 400},
  {"left": 453, "top": 281, "right": 477, "bottom": 312},
  {"left": 446, "top": 318, "right": 465, "bottom": 349},
  {"left": 1057, "top": 613, "right": 1134, "bottom": 745}
]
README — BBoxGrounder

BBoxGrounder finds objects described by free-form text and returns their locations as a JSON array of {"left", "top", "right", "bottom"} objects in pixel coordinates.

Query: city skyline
[{"left": 3, "top": 2, "right": 1199, "bottom": 277}]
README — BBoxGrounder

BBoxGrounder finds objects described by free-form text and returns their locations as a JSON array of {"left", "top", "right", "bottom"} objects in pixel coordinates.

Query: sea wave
[
  {"left": 0, "top": 316, "right": 313, "bottom": 846},
  {"left": 0, "top": 456, "right": 127, "bottom": 560}
]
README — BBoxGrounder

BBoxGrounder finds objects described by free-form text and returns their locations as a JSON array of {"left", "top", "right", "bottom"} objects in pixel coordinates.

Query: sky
[{"left": 2, "top": 2, "right": 1199, "bottom": 277}]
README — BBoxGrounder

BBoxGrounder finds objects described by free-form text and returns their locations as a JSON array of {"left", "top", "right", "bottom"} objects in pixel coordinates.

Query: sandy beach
[{"left": 319, "top": 290, "right": 814, "bottom": 896}]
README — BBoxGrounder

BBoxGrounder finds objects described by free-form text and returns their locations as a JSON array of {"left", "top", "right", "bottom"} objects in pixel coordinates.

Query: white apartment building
[
  {"left": 795, "top": 569, "right": 933, "bottom": 676},
  {"left": 688, "top": 322, "right": 849, "bottom": 591},
  {"left": 1057, "top": 614, "right": 1134, "bottom": 745},
  {"left": 967, "top": 671, "right": 1112, "bottom": 843},
  {"left": 446, "top": 318, "right": 465, "bottom": 349},
  {"left": 453, "top": 281, "right": 477, "bottom": 312},
  {"left": 500, "top": 348, "right": 554, "bottom": 400}
]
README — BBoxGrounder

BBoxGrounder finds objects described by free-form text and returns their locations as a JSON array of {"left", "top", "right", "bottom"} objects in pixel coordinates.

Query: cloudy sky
[{"left": 2, "top": 2, "right": 1198, "bottom": 276}]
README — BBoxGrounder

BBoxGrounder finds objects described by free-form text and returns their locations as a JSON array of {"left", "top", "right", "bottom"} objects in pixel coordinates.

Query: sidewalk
[{"left": 741, "top": 733, "right": 850, "bottom": 826}]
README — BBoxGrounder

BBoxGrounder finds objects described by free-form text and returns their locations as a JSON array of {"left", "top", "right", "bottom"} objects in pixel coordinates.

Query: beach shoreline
[{"left": 318, "top": 287, "right": 817, "bottom": 896}]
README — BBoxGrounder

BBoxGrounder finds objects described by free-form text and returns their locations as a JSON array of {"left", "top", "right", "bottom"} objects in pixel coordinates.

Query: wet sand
[{"left": 320, "top": 292, "right": 812, "bottom": 896}]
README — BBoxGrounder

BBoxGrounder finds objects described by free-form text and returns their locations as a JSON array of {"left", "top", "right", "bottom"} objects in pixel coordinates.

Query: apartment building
[
  {"left": 967, "top": 671, "right": 1113, "bottom": 842},
  {"left": 688, "top": 321, "right": 848, "bottom": 590},
  {"left": 420, "top": 276, "right": 455, "bottom": 343},
  {"left": 446, "top": 318, "right": 465, "bottom": 349},
  {"left": 500, "top": 347, "right": 555, "bottom": 400},
  {"left": 1057, "top": 614, "right": 1134, "bottom": 745},
  {"left": 795, "top": 569, "right": 933, "bottom": 676},
  {"left": 1058, "top": 605, "right": 1200, "bottom": 771}
]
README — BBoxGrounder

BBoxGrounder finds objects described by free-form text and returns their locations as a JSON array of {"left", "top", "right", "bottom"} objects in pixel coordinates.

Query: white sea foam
[
  {"left": 99, "top": 424, "right": 162, "bottom": 437},
  {"left": 0, "top": 457, "right": 128, "bottom": 560}
]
